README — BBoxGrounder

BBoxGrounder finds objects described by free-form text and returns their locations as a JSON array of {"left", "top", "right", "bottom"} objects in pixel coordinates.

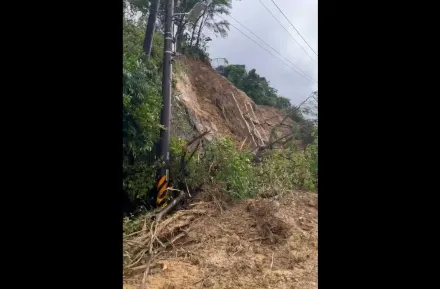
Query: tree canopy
[{"left": 218, "top": 64, "right": 292, "bottom": 109}]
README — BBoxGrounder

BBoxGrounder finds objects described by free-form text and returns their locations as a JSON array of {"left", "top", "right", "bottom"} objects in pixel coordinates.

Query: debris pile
[{"left": 123, "top": 191, "right": 317, "bottom": 289}]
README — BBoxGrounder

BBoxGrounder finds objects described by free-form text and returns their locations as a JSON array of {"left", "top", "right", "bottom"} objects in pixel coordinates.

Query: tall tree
[
  {"left": 189, "top": 3, "right": 207, "bottom": 47},
  {"left": 174, "top": 0, "right": 200, "bottom": 52},
  {"left": 194, "top": 0, "right": 232, "bottom": 48}
]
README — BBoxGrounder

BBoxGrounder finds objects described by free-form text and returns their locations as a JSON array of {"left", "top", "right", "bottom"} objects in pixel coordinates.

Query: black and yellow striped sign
[{"left": 156, "top": 174, "right": 168, "bottom": 206}]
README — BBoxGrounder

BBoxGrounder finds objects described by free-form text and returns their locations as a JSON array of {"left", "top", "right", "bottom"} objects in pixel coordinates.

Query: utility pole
[
  {"left": 152, "top": 0, "right": 207, "bottom": 208},
  {"left": 155, "top": 0, "right": 174, "bottom": 207},
  {"left": 143, "top": 0, "right": 160, "bottom": 62}
]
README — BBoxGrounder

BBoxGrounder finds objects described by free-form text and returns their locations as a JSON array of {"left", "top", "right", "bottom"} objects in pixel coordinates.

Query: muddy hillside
[{"left": 171, "top": 57, "right": 295, "bottom": 148}]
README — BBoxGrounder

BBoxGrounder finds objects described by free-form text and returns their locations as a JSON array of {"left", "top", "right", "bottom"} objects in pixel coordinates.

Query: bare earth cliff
[{"left": 173, "top": 57, "right": 294, "bottom": 149}]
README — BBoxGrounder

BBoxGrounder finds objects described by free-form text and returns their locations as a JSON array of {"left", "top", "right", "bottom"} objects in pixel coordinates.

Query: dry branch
[
  {"left": 245, "top": 102, "right": 265, "bottom": 146},
  {"left": 153, "top": 191, "right": 185, "bottom": 222},
  {"left": 230, "top": 91, "right": 257, "bottom": 147},
  {"left": 140, "top": 257, "right": 152, "bottom": 289},
  {"left": 239, "top": 137, "right": 247, "bottom": 151},
  {"left": 253, "top": 95, "right": 315, "bottom": 157},
  {"left": 186, "top": 130, "right": 210, "bottom": 148},
  {"left": 265, "top": 93, "right": 314, "bottom": 145},
  {"left": 124, "top": 204, "right": 209, "bottom": 283}
]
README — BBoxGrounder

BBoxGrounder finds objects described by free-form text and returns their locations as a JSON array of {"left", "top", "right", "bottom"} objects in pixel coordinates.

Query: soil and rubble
[{"left": 124, "top": 191, "right": 317, "bottom": 289}]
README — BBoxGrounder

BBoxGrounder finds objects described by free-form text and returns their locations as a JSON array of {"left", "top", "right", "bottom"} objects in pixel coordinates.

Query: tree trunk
[
  {"left": 143, "top": 0, "right": 160, "bottom": 61},
  {"left": 195, "top": 13, "right": 208, "bottom": 48},
  {"left": 190, "top": 12, "right": 205, "bottom": 46},
  {"left": 175, "top": 16, "right": 187, "bottom": 53}
]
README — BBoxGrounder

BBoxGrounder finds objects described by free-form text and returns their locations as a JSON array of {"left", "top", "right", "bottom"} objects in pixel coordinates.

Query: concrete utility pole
[
  {"left": 153, "top": 0, "right": 208, "bottom": 207},
  {"left": 155, "top": 0, "right": 174, "bottom": 207}
]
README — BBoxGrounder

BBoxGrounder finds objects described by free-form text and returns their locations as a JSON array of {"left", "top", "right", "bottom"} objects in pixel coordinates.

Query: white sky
[{"left": 206, "top": 0, "right": 318, "bottom": 105}]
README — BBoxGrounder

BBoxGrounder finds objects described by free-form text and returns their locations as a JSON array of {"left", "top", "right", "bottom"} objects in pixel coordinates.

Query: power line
[
  {"left": 257, "top": 0, "right": 316, "bottom": 62},
  {"left": 217, "top": 14, "right": 316, "bottom": 85},
  {"left": 269, "top": 0, "right": 318, "bottom": 56},
  {"left": 227, "top": 14, "right": 317, "bottom": 84}
]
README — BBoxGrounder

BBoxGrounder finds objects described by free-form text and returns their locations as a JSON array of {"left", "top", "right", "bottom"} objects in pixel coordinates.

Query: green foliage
[
  {"left": 125, "top": 0, "right": 150, "bottom": 14},
  {"left": 180, "top": 136, "right": 318, "bottom": 200},
  {"left": 276, "top": 96, "right": 292, "bottom": 109},
  {"left": 168, "top": 136, "right": 188, "bottom": 184},
  {"left": 223, "top": 65, "right": 292, "bottom": 109},
  {"left": 123, "top": 17, "right": 164, "bottom": 201},
  {"left": 306, "top": 126, "right": 318, "bottom": 186},
  {"left": 256, "top": 146, "right": 316, "bottom": 193},
  {"left": 202, "top": 0, "right": 232, "bottom": 37},
  {"left": 123, "top": 206, "right": 150, "bottom": 236},
  {"left": 181, "top": 0, "right": 232, "bottom": 55},
  {"left": 183, "top": 44, "right": 211, "bottom": 62},
  {"left": 123, "top": 162, "right": 157, "bottom": 201},
  {"left": 187, "top": 137, "right": 256, "bottom": 198},
  {"left": 123, "top": 216, "right": 143, "bottom": 236}
]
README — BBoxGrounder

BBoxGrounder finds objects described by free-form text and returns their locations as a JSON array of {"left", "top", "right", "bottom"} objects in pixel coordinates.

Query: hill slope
[
  {"left": 123, "top": 57, "right": 317, "bottom": 289},
  {"left": 172, "top": 57, "right": 295, "bottom": 149}
]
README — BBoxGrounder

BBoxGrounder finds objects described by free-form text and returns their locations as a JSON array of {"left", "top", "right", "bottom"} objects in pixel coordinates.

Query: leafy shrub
[
  {"left": 123, "top": 19, "right": 164, "bottom": 202},
  {"left": 184, "top": 134, "right": 318, "bottom": 199},
  {"left": 257, "top": 147, "right": 316, "bottom": 193},
  {"left": 182, "top": 42, "right": 211, "bottom": 63},
  {"left": 222, "top": 64, "right": 292, "bottom": 110},
  {"left": 306, "top": 126, "right": 318, "bottom": 187},
  {"left": 186, "top": 137, "right": 256, "bottom": 199},
  {"left": 123, "top": 212, "right": 145, "bottom": 236},
  {"left": 168, "top": 136, "right": 190, "bottom": 185},
  {"left": 182, "top": 134, "right": 318, "bottom": 200}
]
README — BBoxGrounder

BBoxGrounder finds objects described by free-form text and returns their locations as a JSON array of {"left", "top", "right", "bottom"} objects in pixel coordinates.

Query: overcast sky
[{"left": 207, "top": 0, "right": 317, "bottom": 105}]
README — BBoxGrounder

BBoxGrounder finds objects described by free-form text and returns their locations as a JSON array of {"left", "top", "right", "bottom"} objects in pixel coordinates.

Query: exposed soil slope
[{"left": 173, "top": 57, "right": 295, "bottom": 149}]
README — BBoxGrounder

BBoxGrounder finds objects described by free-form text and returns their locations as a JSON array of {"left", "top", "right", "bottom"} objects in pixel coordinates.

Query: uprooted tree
[{"left": 255, "top": 91, "right": 317, "bottom": 152}]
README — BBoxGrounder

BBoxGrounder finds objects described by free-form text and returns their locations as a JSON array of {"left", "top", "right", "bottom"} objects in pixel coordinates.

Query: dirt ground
[{"left": 124, "top": 191, "right": 317, "bottom": 289}]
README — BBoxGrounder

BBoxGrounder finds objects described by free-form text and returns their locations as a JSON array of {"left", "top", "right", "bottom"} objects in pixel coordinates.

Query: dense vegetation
[
  {"left": 217, "top": 64, "right": 292, "bottom": 109},
  {"left": 123, "top": 17, "right": 163, "bottom": 206},
  {"left": 123, "top": 0, "right": 234, "bottom": 209},
  {"left": 125, "top": 0, "right": 232, "bottom": 61},
  {"left": 123, "top": 0, "right": 318, "bottom": 215}
]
